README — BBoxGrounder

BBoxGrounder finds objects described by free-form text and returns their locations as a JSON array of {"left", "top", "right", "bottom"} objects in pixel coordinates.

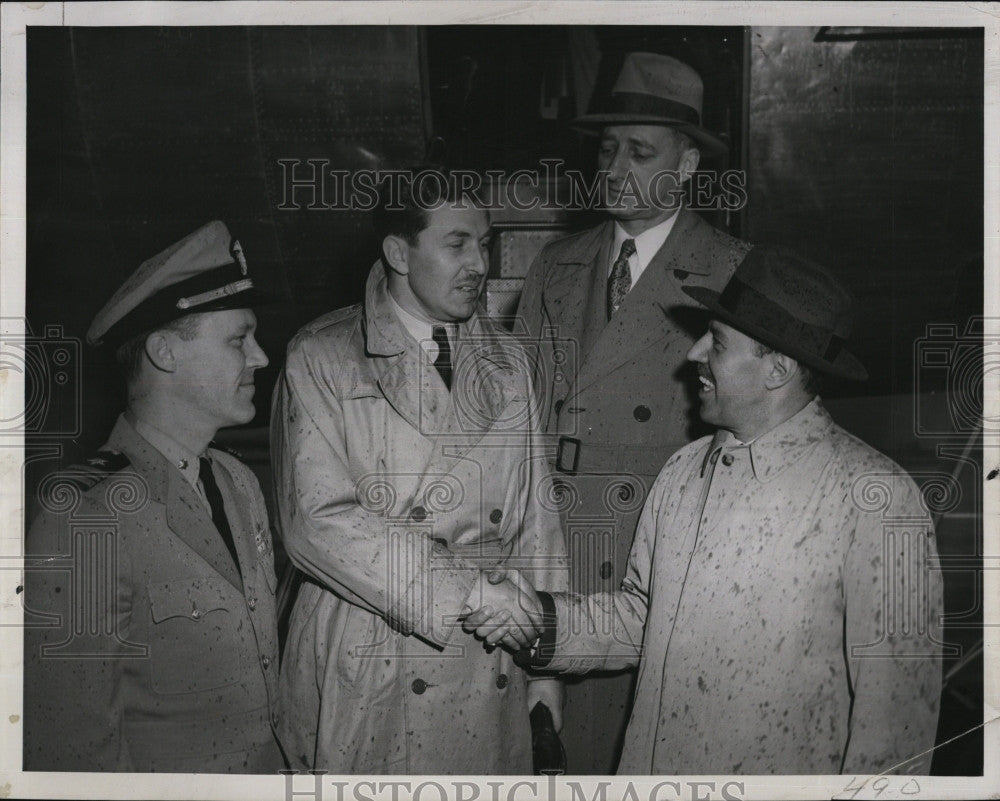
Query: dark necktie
[
  {"left": 607, "top": 238, "right": 636, "bottom": 318},
  {"left": 198, "top": 457, "right": 242, "bottom": 577},
  {"left": 432, "top": 325, "right": 452, "bottom": 390}
]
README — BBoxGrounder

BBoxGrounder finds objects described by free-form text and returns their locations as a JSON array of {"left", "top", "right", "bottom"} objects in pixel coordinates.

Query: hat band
[
  {"left": 718, "top": 278, "right": 845, "bottom": 362},
  {"left": 102, "top": 262, "right": 250, "bottom": 347},
  {"left": 598, "top": 92, "right": 701, "bottom": 125}
]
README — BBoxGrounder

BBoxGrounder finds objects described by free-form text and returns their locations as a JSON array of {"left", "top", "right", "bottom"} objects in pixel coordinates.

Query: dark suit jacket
[{"left": 23, "top": 415, "right": 284, "bottom": 773}]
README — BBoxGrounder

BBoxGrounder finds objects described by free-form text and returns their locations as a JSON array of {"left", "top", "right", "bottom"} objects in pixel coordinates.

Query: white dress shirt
[{"left": 609, "top": 211, "right": 681, "bottom": 291}]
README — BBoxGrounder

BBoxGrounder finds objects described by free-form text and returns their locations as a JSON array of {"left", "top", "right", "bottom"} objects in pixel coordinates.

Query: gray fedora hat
[
  {"left": 573, "top": 52, "right": 727, "bottom": 157},
  {"left": 682, "top": 246, "right": 869, "bottom": 381}
]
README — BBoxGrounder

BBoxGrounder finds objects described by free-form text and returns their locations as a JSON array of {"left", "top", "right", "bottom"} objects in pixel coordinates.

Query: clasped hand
[{"left": 460, "top": 568, "right": 541, "bottom": 650}]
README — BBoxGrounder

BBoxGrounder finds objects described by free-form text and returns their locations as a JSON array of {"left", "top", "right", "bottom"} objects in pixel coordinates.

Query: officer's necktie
[
  {"left": 198, "top": 457, "right": 242, "bottom": 576},
  {"left": 607, "top": 238, "right": 636, "bottom": 318},
  {"left": 432, "top": 325, "right": 452, "bottom": 390}
]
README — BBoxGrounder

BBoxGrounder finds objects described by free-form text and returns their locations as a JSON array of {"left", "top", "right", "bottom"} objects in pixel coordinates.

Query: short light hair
[{"left": 115, "top": 315, "right": 202, "bottom": 385}]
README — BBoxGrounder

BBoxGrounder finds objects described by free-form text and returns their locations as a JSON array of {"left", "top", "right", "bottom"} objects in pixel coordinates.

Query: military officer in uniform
[
  {"left": 23, "top": 221, "right": 285, "bottom": 773},
  {"left": 514, "top": 53, "right": 752, "bottom": 771}
]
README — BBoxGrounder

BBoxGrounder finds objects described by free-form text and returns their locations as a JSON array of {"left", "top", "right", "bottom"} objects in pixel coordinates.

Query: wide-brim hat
[
  {"left": 88, "top": 221, "right": 272, "bottom": 348},
  {"left": 682, "top": 246, "right": 868, "bottom": 381},
  {"left": 573, "top": 52, "right": 728, "bottom": 157}
]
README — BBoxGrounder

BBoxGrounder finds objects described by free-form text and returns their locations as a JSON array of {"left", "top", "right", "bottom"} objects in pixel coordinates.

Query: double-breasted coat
[
  {"left": 514, "top": 208, "right": 750, "bottom": 772},
  {"left": 272, "top": 264, "right": 567, "bottom": 774},
  {"left": 23, "top": 416, "right": 284, "bottom": 773}
]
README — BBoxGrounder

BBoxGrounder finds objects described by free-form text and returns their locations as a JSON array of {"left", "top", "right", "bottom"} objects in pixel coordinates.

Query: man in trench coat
[
  {"left": 272, "top": 176, "right": 567, "bottom": 773},
  {"left": 514, "top": 52, "right": 750, "bottom": 771},
  {"left": 480, "top": 247, "right": 944, "bottom": 774},
  {"left": 23, "top": 221, "right": 284, "bottom": 772}
]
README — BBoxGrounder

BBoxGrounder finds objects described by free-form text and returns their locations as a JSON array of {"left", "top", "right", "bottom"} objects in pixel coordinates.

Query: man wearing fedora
[
  {"left": 23, "top": 222, "right": 285, "bottom": 772},
  {"left": 514, "top": 51, "right": 750, "bottom": 770},
  {"left": 476, "top": 247, "right": 944, "bottom": 773}
]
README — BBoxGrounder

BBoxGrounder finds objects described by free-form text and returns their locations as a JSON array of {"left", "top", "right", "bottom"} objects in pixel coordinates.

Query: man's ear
[
  {"left": 764, "top": 351, "right": 800, "bottom": 391},
  {"left": 382, "top": 234, "right": 410, "bottom": 276},
  {"left": 678, "top": 146, "right": 701, "bottom": 183},
  {"left": 144, "top": 331, "right": 178, "bottom": 374}
]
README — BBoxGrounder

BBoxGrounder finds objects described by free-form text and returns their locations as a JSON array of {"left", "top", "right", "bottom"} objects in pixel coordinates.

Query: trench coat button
[
  {"left": 411, "top": 506, "right": 427, "bottom": 522},
  {"left": 633, "top": 405, "right": 651, "bottom": 422},
  {"left": 721, "top": 453, "right": 735, "bottom": 466},
  {"left": 411, "top": 678, "right": 428, "bottom": 695},
  {"left": 190, "top": 608, "right": 201, "bottom": 620},
  {"left": 599, "top": 561, "right": 614, "bottom": 580},
  {"left": 262, "top": 655, "right": 271, "bottom": 669},
  {"left": 496, "top": 674, "right": 509, "bottom": 689},
  {"left": 248, "top": 597, "right": 257, "bottom": 611},
  {"left": 554, "top": 399, "right": 564, "bottom": 415},
  {"left": 490, "top": 509, "right": 503, "bottom": 525}
]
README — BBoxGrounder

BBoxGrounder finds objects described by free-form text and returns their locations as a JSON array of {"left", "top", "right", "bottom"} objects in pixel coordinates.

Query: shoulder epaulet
[
  {"left": 209, "top": 441, "right": 243, "bottom": 460},
  {"left": 55, "top": 450, "right": 131, "bottom": 492}
]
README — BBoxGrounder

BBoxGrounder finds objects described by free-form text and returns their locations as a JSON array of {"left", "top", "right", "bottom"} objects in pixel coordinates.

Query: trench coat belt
[
  {"left": 549, "top": 436, "right": 678, "bottom": 477},
  {"left": 438, "top": 537, "right": 509, "bottom": 567}
]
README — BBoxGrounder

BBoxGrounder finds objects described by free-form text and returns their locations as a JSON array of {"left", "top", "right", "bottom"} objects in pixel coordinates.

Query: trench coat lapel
[
  {"left": 108, "top": 417, "right": 244, "bottom": 591},
  {"left": 570, "top": 209, "right": 713, "bottom": 397}
]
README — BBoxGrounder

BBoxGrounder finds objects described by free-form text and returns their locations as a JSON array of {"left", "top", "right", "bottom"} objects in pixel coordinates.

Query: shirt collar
[
  {"left": 129, "top": 413, "right": 203, "bottom": 489},
  {"left": 387, "top": 288, "right": 457, "bottom": 358},
  {"left": 611, "top": 211, "right": 680, "bottom": 275},
  {"left": 699, "top": 397, "right": 834, "bottom": 483}
]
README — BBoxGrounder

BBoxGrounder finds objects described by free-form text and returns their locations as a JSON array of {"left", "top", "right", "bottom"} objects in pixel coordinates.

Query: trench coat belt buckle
[{"left": 556, "top": 438, "right": 625, "bottom": 474}]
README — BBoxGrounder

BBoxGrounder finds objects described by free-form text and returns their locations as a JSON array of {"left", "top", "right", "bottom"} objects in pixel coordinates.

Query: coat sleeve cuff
[{"left": 514, "top": 590, "right": 558, "bottom": 669}]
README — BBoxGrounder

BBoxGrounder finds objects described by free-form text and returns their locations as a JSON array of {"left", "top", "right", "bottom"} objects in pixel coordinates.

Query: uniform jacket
[
  {"left": 23, "top": 415, "right": 283, "bottom": 773},
  {"left": 271, "top": 263, "right": 568, "bottom": 774},
  {"left": 544, "top": 400, "right": 943, "bottom": 775}
]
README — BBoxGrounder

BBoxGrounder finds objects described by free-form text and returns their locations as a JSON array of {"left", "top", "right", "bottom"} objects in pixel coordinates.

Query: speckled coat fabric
[
  {"left": 546, "top": 400, "right": 943, "bottom": 774},
  {"left": 514, "top": 208, "right": 750, "bottom": 771},
  {"left": 23, "top": 416, "right": 283, "bottom": 773},
  {"left": 271, "top": 264, "right": 567, "bottom": 774}
]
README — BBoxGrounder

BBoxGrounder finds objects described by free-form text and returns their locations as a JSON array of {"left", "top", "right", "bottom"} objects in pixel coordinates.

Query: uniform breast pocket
[{"left": 146, "top": 577, "right": 247, "bottom": 695}]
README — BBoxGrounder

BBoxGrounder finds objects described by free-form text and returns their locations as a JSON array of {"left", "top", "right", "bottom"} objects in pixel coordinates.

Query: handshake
[{"left": 459, "top": 568, "right": 545, "bottom": 651}]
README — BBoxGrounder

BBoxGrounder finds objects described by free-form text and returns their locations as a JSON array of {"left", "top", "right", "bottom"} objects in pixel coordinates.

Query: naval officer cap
[{"left": 87, "top": 221, "right": 270, "bottom": 348}]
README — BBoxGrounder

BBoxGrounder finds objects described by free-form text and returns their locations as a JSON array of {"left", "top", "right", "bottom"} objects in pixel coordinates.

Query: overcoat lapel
[
  {"left": 568, "top": 209, "right": 714, "bottom": 397},
  {"left": 107, "top": 417, "right": 244, "bottom": 591}
]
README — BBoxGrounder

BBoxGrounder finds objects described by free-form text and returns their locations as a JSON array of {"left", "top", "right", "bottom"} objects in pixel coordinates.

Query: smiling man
[
  {"left": 24, "top": 221, "right": 284, "bottom": 773},
  {"left": 514, "top": 51, "right": 751, "bottom": 772},
  {"left": 271, "top": 172, "right": 567, "bottom": 773},
  {"left": 476, "top": 246, "right": 944, "bottom": 774}
]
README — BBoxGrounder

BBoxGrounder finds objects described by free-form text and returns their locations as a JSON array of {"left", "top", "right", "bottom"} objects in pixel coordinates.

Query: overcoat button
[
  {"left": 721, "top": 454, "right": 735, "bottom": 466},
  {"left": 554, "top": 399, "right": 564, "bottom": 415},
  {"left": 496, "top": 674, "right": 509, "bottom": 689},
  {"left": 599, "top": 561, "right": 614, "bottom": 580},
  {"left": 248, "top": 597, "right": 257, "bottom": 611},
  {"left": 262, "top": 655, "right": 271, "bottom": 669},
  {"left": 490, "top": 509, "right": 503, "bottom": 525},
  {"left": 411, "top": 678, "right": 428, "bottom": 695},
  {"left": 190, "top": 609, "right": 201, "bottom": 620},
  {"left": 411, "top": 506, "right": 427, "bottom": 522},
  {"left": 633, "top": 405, "right": 651, "bottom": 422}
]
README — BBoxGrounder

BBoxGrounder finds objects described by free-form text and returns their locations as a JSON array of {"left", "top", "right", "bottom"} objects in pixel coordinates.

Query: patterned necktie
[
  {"left": 198, "top": 457, "right": 242, "bottom": 577},
  {"left": 607, "top": 238, "right": 636, "bottom": 318},
  {"left": 432, "top": 325, "right": 452, "bottom": 390}
]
